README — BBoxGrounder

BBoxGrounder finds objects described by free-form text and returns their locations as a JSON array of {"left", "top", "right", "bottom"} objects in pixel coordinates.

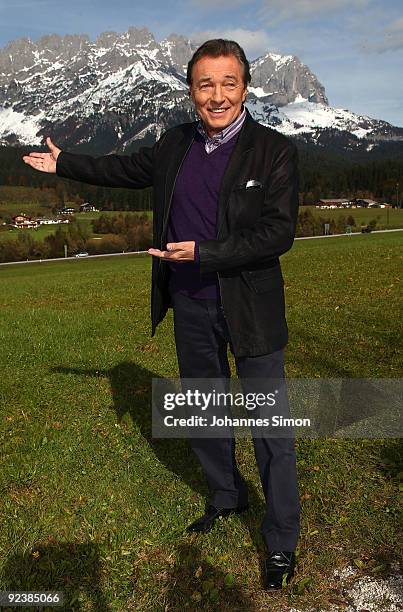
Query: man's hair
[{"left": 186, "top": 39, "right": 251, "bottom": 87}]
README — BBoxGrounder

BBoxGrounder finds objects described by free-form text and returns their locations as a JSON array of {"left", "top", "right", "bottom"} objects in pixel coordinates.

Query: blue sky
[{"left": 1, "top": 0, "right": 402, "bottom": 126}]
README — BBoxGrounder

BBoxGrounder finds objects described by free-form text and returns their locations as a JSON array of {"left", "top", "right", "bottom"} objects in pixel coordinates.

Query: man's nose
[{"left": 211, "top": 85, "right": 225, "bottom": 103}]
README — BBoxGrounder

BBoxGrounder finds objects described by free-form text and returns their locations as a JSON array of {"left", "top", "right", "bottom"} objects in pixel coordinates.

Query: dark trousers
[{"left": 171, "top": 291, "right": 300, "bottom": 551}]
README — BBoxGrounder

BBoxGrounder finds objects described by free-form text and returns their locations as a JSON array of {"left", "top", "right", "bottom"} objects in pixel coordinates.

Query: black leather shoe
[
  {"left": 186, "top": 503, "right": 249, "bottom": 534},
  {"left": 264, "top": 551, "right": 296, "bottom": 589}
]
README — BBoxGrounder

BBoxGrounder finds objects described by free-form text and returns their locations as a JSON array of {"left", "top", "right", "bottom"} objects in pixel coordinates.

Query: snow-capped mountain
[
  {"left": 0, "top": 27, "right": 402, "bottom": 154},
  {"left": 0, "top": 29, "right": 195, "bottom": 151},
  {"left": 247, "top": 94, "right": 402, "bottom": 146},
  {"left": 249, "top": 52, "right": 328, "bottom": 106}
]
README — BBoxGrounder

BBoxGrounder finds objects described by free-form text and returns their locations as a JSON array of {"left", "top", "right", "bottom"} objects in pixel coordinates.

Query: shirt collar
[{"left": 197, "top": 105, "right": 246, "bottom": 146}]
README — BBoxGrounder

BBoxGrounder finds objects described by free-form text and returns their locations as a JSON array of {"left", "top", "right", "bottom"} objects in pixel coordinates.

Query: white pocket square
[{"left": 245, "top": 179, "right": 263, "bottom": 188}]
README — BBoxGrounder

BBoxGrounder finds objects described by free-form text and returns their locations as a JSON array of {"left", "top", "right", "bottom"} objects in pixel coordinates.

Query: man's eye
[{"left": 224, "top": 83, "right": 236, "bottom": 89}]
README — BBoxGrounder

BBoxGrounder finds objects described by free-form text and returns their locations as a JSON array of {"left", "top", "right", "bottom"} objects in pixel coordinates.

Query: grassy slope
[
  {"left": 304, "top": 206, "right": 403, "bottom": 230},
  {"left": 0, "top": 225, "right": 62, "bottom": 242},
  {"left": 0, "top": 233, "right": 401, "bottom": 611}
]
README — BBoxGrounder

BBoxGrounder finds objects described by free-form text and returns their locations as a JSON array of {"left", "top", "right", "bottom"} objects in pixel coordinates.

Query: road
[{"left": 0, "top": 229, "right": 402, "bottom": 267}]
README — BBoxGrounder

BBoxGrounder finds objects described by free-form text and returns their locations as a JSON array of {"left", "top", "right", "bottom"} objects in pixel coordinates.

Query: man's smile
[{"left": 208, "top": 108, "right": 230, "bottom": 114}]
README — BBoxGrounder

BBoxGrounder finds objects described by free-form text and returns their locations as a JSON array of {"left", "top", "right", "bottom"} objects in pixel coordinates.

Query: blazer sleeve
[
  {"left": 55, "top": 134, "right": 167, "bottom": 189},
  {"left": 198, "top": 142, "right": 299, "bottom": 274}
]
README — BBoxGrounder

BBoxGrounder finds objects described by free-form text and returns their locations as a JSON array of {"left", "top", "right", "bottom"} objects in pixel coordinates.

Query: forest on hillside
[{"left": 0, "top": 144, "right": 402, "bottom": 209}]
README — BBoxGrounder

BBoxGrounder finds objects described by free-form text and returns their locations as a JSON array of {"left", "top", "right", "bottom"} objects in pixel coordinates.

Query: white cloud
[
  {"left": 380, "top": 15, "right": 403, "bottom": 51},
  {"left": 357, "top": 14, "right": 403, "bottom": 53},
  {"left": 190, "top": 28, "right": 273, "bottom": 59},
  {"left": 389, "top": 16, "right": 403, "bottom": 32}
]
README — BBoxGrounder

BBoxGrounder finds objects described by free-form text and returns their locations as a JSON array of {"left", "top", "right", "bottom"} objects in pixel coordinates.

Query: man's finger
[
  {"left": 147, "top": 248, "right": 170, "bottom": 257},
  {"left": 26, "top": 152, "right": 47, "bottom": 159},
  {"left": 148, "top": 247, "right": 180, "bottom": 255},
  {"left": 148, "top": 248, "right": 186, "bottom": 260},
  {"left": 166, "top": 243, "right": 192, "bottom": 251},
  {"left": 46, "top": 136, "right": 56, "bottom": 150},
  {"left": 23, "top": 158, "right": 45, "bottom": 171}
]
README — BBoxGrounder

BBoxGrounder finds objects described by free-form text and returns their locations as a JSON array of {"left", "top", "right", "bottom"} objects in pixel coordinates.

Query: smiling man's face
[{"left": 189, "top": 54, "right": 248, "bottom": 137}]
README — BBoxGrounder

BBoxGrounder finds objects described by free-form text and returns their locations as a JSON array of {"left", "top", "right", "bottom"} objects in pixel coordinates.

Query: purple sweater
[{"left": 166, "top": 130, "right": 238, "bottom": 300}]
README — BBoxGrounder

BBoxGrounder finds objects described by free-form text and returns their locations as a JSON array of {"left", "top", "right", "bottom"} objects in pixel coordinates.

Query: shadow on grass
[
  {"left": 374, "top": 438, "right": 403, "bottom": 568},
  {"left": 378, "top": 438, "right": 403, "bottom": 481},
  {"left": 52, "top": 362, "right": 269, "bottom": 574},
  {"left": 285, "top": 340, "right": 402, "bottom": 437},
  {"left": 52, "top": 362, "right": 208, "bottom": 499},
  {"left": 160, "top": 541, "right": 256, "bottom": 611},
  {"left": 1, "top": 541, "right": 109, "bottom": 611}
]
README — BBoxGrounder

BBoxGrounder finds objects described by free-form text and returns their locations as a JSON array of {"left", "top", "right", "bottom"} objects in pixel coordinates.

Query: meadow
[
  {"left": 0, "top": 232, "right": 401, "bottom": 611},
  {"left": 306, "top": 205, "right": 403, "bottom": 230}
]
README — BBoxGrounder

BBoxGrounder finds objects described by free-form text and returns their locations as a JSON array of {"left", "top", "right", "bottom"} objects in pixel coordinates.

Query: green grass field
[
  {"left": 0, "top": 233, "right": 401, "bottom": 611},
  {"left": 306, "top": 205, "right": 402, "bottom": 229},
  {"left": 0, "top": 225, "right": 60, "bottom": 242}
]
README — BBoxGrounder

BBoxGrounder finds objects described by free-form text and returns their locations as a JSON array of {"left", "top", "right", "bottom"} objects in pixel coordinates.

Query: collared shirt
[{"left": 197, "top": 105, "right": 246, "bottom": 154}]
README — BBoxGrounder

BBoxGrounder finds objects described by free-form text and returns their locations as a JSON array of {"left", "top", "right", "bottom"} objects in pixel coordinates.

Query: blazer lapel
[
  {"left": 216, "top": 110, "right": 256, "bottom": 237},
  {"left": 162, "top": 123, "right": 197, "bottom": 239}
]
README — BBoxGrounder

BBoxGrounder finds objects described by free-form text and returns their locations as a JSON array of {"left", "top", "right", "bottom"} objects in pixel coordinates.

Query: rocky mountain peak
[
  {"left": 250, "top": 52, "right": 328, "bottom": 106},
  {"left": 125, "top": 26, "right": 156, "bottom": 47},
  {"left": 160, "top": 34, "right": 196, "bottom": 76},
  {"left": 95, "top": 31, "right": 121, "bottom": 48}
]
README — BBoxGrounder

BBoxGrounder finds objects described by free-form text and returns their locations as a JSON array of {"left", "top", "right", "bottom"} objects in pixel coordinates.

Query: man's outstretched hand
[
  {"left": 22, "top": 137, "right": 61, "bottom": 173},
  {"left": 148, "top": 242, "right": 195, "bottom": 262}
]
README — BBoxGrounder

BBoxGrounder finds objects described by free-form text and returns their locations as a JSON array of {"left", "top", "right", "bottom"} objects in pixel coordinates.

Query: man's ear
[{"left": 242, "top": 88, "right": 248, "bottom": 102}]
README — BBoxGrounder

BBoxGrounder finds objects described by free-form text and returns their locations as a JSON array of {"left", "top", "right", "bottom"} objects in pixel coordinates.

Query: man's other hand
[
  {"left": 148, "top": 241, "right": 195, "bottom": 262},
  {"left": 22, "top": 137, "right": 61, "bottom": 173}
]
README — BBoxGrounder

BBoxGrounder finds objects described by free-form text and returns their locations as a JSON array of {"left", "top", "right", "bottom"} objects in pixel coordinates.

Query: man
[{"left": 23, "top": 39, "right": 300, "bottom": 589}]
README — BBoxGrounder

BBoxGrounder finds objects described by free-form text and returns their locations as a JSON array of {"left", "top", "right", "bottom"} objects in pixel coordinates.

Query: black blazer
[{"left": 56, "top": 108, "right": 299, "bottom": 357}]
